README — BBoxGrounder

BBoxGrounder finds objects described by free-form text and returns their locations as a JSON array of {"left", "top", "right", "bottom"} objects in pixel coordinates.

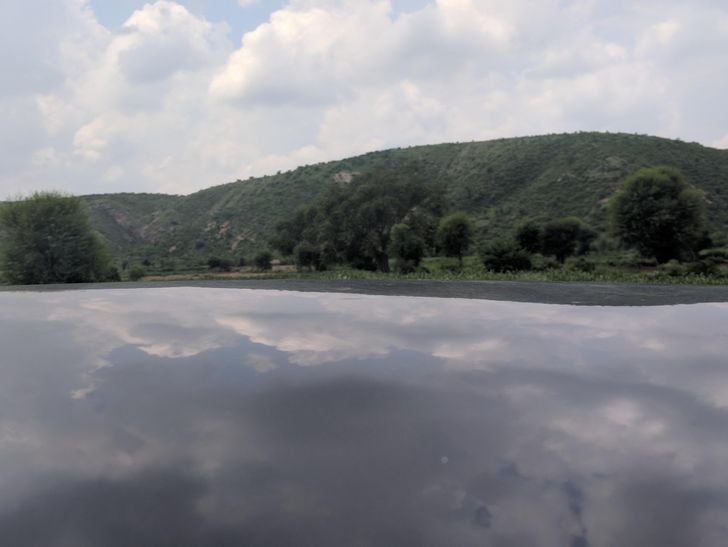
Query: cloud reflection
[{"left": 1, "top": 288, "right": 728, "bottom": 545}]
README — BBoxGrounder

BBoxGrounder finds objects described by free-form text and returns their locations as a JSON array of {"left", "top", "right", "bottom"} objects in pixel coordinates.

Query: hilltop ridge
[{"left": 82, "top": 132, "right": 728, "bottom": 268}]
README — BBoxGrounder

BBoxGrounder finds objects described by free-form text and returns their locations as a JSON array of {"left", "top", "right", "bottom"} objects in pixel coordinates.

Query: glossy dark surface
[{"left": 1, "top": 288, "right": 728, "bottom": 546}]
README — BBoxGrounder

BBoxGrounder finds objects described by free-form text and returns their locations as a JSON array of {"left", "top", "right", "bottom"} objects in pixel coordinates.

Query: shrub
[
  {"left": 254, "top": 250, "right": 273, "bottom": 271},
  {"left": 106, "top": 266, "right": 122, "bottom": 282},
  {"left": 129, "top": 266, "right": 146, "bottom": 281},
  {"left": 515, "top": 221, "right": 542, "bottom": 253},
  {"left": 439, "top": 257, "right": 462, "bottom": 273},
  {"left": 606, "top": 250, "right": 657, "bottom": 269},
  {"left": 531, "top": 253, "right": 561, "bottom": 271},
  {"left": 479, "top": 239, "right": 532, "bottom": 272},
  {"left": 699, "top": 248, "right": 728, "bottom": 263},
  {"left": 294, "top": 242, "right": 322, "bottom": 271},
  {"left": 657, "top": 260, "right": 685, "bottom": 277},
  {"left": 685, "top": 258, "right": 721, "bottom": 276},
  {"left": 565, "top": 256, "right": 596, "bottom": 273},
  {"left": 207, "top": 257, "right": 233, "bottom": 272}
]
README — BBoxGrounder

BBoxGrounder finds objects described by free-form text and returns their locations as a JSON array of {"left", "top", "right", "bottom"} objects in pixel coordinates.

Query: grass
[{"left": 135, "top": 256, "right": 728, "bottom": 285}]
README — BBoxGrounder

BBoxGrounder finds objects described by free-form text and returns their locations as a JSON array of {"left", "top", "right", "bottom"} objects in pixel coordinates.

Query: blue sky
[
  {"left": 89, "top": 0, "right": 433, "bottom": 42},
  {"left": 89, "top": 0, "right": 286, "bottom": 41},
  {"left": 1, "top": 0, "right": 727, "bottom": 197}
]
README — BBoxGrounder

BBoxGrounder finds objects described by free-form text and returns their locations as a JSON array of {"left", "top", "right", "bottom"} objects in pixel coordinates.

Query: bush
[
  {"left": 439, "top": 257, "right": 462, "bottom": 273},
  {"left": 530, "top": 253, "right": 561, "bottom": 271},
  {"left": 128, "top": 266, "right": 146, "bottom": 281},
  {"left": 207, "top": 257, "right": 233, "bottom": 272},
  {"left": 565, "top": 257, "right": 596, "bottom": 273},
  {"left": 657, "top": 259, "right": 686, "bottom": 277},
  {"left": 606, "top": 250, "right": 657, "bottom": 269},
  {"left": 479, "top": 239, "right": 532, "bottom": 272},
  {"left": 254, "top": 250, "right": 273, "bottom": 271},
  {"left": 294, "top": 242, "right": 322, "bottom": 271},
  {"left": 106, "top": 266, "right": 122, "bottom": 282},
  {"left": 699, "top": 247, "right": 728, "bottom": 263},
  {"left": 685, "top": 258, "right": 722, "bottom": 276},
  {"left": 515, "top": 221, "right": 542, "bottom": 253}
]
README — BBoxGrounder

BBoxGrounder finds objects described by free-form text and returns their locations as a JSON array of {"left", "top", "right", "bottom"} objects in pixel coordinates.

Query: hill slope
[{"left": 82, "top": 132, "right": 728, "bottom": 267}]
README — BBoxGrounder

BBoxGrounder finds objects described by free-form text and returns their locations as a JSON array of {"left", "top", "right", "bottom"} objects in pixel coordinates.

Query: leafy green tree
[
  {"left": 0, "top": 192, "right": 116, "bottom": 285},
  {"left": 516, "top": 221, "right": 542, "bottom": 253},
  {"left": 253, "top": 250, "right": 273, "bottom": 271},
  {"left": 541, "top": 217, "right": 592, "bottom": 263},
  {"left": 437, "top": 212, "right": 474, "bottom": 266},
  {"left": 479, "top": 239, "right": 532, "bottom": 272},
  {"left": 608, "top": 166, "right": 706, "bottom": 262},
  {"left": 389, "top": 223, "right": 425, "bottom": 273}
]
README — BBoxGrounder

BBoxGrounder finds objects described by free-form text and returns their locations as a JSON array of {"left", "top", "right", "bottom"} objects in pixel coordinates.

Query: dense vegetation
[
  {"left": 1, "top": 132, "right": 726, "bottom": 284},
  {"left": 271, "top": 167, "right": 442, "bottom": 272},
  {"left": 0, "top": 192, "right": 118, "bottom": 284},
  {"left": 266, "top": 162, "right": 720, "bottom": 278},
  {"left": 79, "top": 132, "right": 728, "bottom": 276}
]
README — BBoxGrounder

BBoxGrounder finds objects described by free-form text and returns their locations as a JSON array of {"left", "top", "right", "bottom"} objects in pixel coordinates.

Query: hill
[{"left": 82, "top": 132, "right": 728, "bottom": 269}]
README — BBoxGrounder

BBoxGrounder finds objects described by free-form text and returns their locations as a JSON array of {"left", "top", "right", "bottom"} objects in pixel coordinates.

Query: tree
[
  {"left": 437, "top": 212, "right": 474, "bottom": 266},
  {"left": 0, "top": 192, "right": 116, "bottom": 285},
  {"left": 253, "top": 250, "right": 273, "bottom": 271},
  {"left": 608, "top": 166, "right": 706, "bottom": 262},
  {"left": 541, "top": 217, "right": 592, "bottom": 263},
  {"left": 389, "top": 223, "right": 425, "bottom": 273}
]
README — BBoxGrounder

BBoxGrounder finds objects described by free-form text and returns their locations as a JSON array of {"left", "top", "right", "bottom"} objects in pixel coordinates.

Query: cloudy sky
[{"left": 2, "top": 0, "right": 727, "bottom": 198}]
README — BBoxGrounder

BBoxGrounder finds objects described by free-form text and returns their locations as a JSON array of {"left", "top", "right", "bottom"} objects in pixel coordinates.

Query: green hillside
[{"left": 82, "top": 132, "right": 728, "bottom": 268}]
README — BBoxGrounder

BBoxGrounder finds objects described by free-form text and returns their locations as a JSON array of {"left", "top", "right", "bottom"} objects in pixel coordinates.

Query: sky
[{"left": 1, "top": 0, "right": 727, "bottom": 198}]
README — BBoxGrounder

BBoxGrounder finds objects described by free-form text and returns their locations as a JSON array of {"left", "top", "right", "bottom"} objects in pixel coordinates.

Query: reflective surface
[{"left": 2, "top": 288, "right": 728, "bottom": 546}]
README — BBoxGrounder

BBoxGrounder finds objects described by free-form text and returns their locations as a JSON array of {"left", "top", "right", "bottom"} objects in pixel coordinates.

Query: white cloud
[
  {"left": 714, "top": 134, "right": 728, "bottom": 149},
  {"left": 1, "top": 0, "right": 728, "bottom": 197}
]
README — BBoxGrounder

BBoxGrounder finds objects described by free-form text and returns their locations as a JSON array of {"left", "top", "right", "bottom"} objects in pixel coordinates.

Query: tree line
[
  {"left": 271, "top": 164, "right": 710, "bottom": 273},
  {"left": 0, "top": 165, "right": 714, "bottom": 284}
]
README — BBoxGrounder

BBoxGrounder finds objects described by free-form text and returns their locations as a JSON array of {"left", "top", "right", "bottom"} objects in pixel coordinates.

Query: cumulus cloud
[{"left": 0, "top": 0, "right": 727, "bottom": 197}]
